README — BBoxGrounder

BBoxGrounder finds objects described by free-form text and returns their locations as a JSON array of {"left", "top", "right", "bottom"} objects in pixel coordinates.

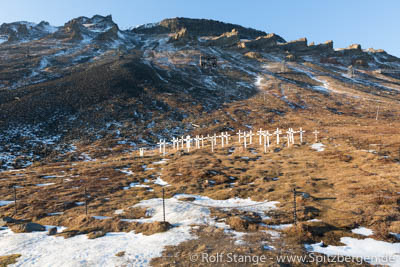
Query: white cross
[
  {"left": 225, "top": 132, "right": 230, "bottom": 145},
  {"left": 286, "top": 130, "right": 291, "bottom": 147},
  {"left": 290, "top": 128, "right": 297, "bottom": 144},
  {"left": 139, "top": 148, "right": 144, "bottom": 157},
  {"left": 274, "top": 128, "right": 282, "bottom": 144},
  {"left": 249, "top": 130, "right": 254, "bottom": 144},
  {"left": 196, "top": 135, "right": 201, "bottom": 149},
  {"left": 257, "top": 128, "right": 264, "bottom": 145},
  {"left": 180, "top": 136, "right": 185, "bottom": 149},
  {"left": 299, "top": 128, "right": 306, "bottom": 144},
  {"left": 211, "top": 136, "right": 214, "bottom": 152},
  {"left": 237, "top": 130, "right": 242, "bottom": 144},
  {"left": 162, "top": 140, "right": 166, "bottom": 155},
  {"left": 172, "top": 137, "right": 178, "bottom": 150},
  {"left": 157, "top": 139, "right": 164, "bottom": 154},
  {"left": 185, "top": 135, "right": 191, "bottom": 152},
  {"left": 313, "top": 130, "right": 320, "bottom": 143},
  {"left": 288, "top": 128, "right": 294, "bottom": 144},
  {"left": 243, "top": 132, "right": 248, "bottom": 149},
  {"left": 265, "top": 130, "right": 272, "bottom": 148},
  {"left": 201, "top": 135, "right": 205, "bottom": 148},
  {"left": 220, "top": 132, "right": 225, "bottom": 148}
]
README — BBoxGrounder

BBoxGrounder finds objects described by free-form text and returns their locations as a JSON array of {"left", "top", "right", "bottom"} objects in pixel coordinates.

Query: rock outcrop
[
  {"left": 309, "top": 40, "right": 334, "bottom": 53},
  {"left": 50, "top": 15, "right": 120, "bottom": 42},
  {"left": 278, "top": 37, "right": 308, "bottom": 52},
  {"left": 10, "top": 222, "right": 46, "bottom": 233},
  {"left": 168, "top": 27, "right": 194, "bottom": 45},
  {"left": 133, "top": 17, "right": 266, "bottom": 39},
  {"left": 239, "top": 33, "right": 286, "bottom": 50},
  {"left": 205, "top": 29, "right": 240, "bottom": 47},
  {"left": 347, "top": 44, "right": 362, "bottom": 50},
  {"left": 0, "top": 21, "right": 56, "bottom": 43}
]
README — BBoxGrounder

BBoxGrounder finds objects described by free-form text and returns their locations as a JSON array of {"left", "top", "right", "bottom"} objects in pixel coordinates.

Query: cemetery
[
  {"left": 1, "top": 119, "right": 400, "bottom": 265},
  {"left": 150, "top": 127, "right": 316, "bottom": 157},
  {"left": 0, "top": 9, "right": 400, "bottom": 266}
]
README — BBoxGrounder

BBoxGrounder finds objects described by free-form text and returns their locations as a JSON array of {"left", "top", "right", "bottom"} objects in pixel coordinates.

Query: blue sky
[{"left": 1, "top": 0, "right": 399, "bottom": 56}]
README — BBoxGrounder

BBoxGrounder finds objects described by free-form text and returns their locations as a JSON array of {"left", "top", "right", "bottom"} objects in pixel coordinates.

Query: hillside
[{"left": 0, "top": 15, "right": 400, "bottom": 266}]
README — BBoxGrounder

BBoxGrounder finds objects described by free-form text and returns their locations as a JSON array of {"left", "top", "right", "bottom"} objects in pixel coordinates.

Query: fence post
[
  {"left": 13, "top": 186, "right": 17, "bottom": 215},
  {"left": 84, "top": 187, "right": 88, "bottom": 216},
  {"left": 293, "top": 187, "right": 297, "bottom": 226},
  {"left": 398, "top": 147, "right": 400, "bottom": 162},
  {"left": 162, "top": 187, "right": 166, "bottom": 223}
]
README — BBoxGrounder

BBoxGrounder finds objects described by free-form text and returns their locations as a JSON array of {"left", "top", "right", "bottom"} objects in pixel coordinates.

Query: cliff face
[{"left": 132, "top": 17, "right": 267, "bottom": 39}]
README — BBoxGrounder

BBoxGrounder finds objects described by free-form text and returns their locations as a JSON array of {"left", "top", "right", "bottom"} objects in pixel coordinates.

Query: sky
[{"left": 0, "top": 0, "right": 399, "bottom": 56}]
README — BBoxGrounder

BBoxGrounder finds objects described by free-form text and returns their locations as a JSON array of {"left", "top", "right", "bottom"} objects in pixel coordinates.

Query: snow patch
[
  {"left": 35, "top": 183, "right": 55, "bottom": 187},
  {"left": 311, "top": 143, "right": 325, "bottom": 152},
  {"left": 154, "top": 177, "right": 169, "bottom": 186},
  {"left": 352, "top": 227, "right": 374, "bottom": 236},
  {"left": 306, "top": 237, "right": 400, "bottom": 266},
  {"left": 0, "top": 200, "right": 14, "bottom": 207}
]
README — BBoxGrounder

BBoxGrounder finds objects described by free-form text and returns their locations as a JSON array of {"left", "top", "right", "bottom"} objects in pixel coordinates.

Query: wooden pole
[
  {"left": 293, "top": 187, "right": 297, "bottom": 226},
  {"left": 162, "top": 187, "right": 166, "bottom": 223},
  {"left": 84, "top": 187, "right": 88, "bottom": 216},
  {"left": 14, "top": 186, "right": 17, "bottom": 215}
]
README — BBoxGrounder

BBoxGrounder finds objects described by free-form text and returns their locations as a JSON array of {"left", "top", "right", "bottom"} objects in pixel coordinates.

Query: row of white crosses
[
  {"left": 151, "top": 128, "right": 320, "bottom": 156},
  {"left": 239, "top": 127, "right": 318, "bottom": 149},
  {"left": 169, "top": 132, "right": 231, "bottom": 153}
]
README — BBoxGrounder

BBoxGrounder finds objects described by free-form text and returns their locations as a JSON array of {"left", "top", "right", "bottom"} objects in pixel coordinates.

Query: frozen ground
[{"left": 0, "top": 194, "right": 278, "bottom": 267}]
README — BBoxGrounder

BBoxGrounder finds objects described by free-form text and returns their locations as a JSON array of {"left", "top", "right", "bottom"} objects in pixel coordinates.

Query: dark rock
[
  {"left": 10, "top": 222, "right": 46, "bottom": 233},
  {"left": 242, "top": 212, "right": 262, "bottom": 224},
  {"left": 352, "top": 58, "right": 369, "bottom": 68},
  {"left": 310, "top": 40, "right": 334, "bottom": 53},
  {"left": 95, "top": 25, "right": 119, "bottom": 42},
  {"left": 299, "top": 192, "right": 311, "bottom": 199},
  {"left": 48, "top": 227, "right": 57, "bottom": 236},
  {"left": 0, "top": 216, "right": 16, "bottom": 227},
  {"left": 87, "top": 230, "right": 105, "bottom": 239},
  {"left": 320, "top": 57, "right": 340, "bottom": 64}
]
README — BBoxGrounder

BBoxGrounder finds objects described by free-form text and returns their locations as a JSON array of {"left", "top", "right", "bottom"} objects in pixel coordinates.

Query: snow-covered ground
[
  {"left": 306, "top": 237, "right": 400, "bottom": 266},
  {"left": 0, "top": 194, "right": 278, "bottom": 266}
]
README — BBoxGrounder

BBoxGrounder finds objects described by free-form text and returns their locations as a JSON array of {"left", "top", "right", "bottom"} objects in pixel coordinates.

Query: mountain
[
  {"left": 0, "top": 15, "right": 400, "bottom": 170},
  {"left": 1, "top": 15, "right": 400, "bottom": 266},
  {"left": 0, "top": 20, "right": 58, "bottom": 43}
]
